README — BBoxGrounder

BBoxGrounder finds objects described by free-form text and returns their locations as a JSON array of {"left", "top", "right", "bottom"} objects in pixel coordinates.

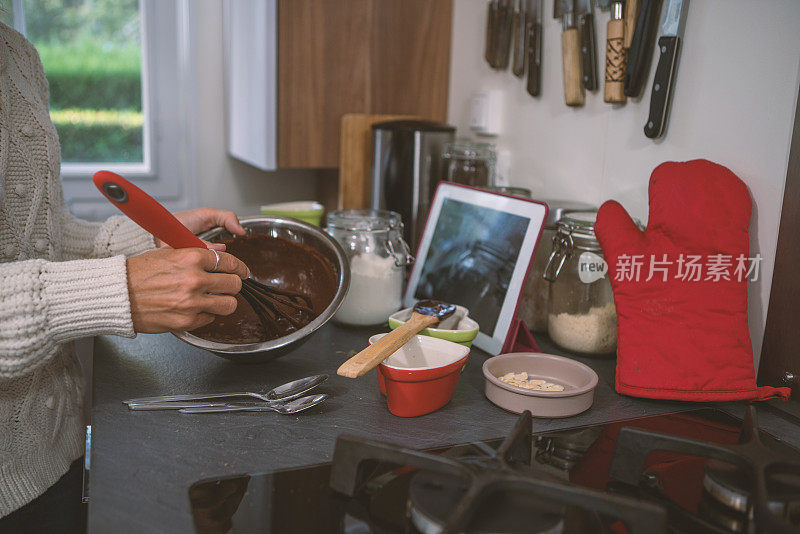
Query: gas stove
[{"left": 188, "top": 408, "right": 800, "bottom": 533}]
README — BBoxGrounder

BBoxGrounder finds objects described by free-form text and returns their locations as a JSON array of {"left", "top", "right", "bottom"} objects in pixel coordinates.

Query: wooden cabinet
[
  {"left": 758, "top": 83, "right": 800, "bottom": 399},
  {"left": 276, "top": 0, "right": 452, "bottom": 168}
]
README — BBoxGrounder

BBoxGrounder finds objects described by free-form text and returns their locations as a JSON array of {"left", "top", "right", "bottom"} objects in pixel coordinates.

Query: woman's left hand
[{"left": 157, "top": 207, "right": 247, "bottom": 250}]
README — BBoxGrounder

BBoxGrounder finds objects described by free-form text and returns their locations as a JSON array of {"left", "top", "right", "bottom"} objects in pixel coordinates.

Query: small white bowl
[{"left": 369, "top": 333, "right": 469, "bottom": 371}]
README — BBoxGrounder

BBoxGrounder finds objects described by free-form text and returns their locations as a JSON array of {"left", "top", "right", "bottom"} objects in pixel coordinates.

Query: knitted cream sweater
[{"left": 0, "top": 24, "right": 155, "bottom": 516}]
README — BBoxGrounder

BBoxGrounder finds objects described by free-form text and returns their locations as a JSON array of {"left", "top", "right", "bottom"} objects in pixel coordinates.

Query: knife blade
[
  {"left": 575, "top": 0, "right": 597, "bottom": 91},
  {"left": 644, "top": 0, "right": 688, "bottom": 138},
  {"left": 494, "top": 0, "right": 515, "bottom": 69},
  {"left": 603, "top": 0, "right": 627, "bottom": 103},
  {"left": 485, "top": 0, "right": 498, "bottom": 67},
  {"left": 525, "top": 0, "right": 542, "bottom": 96},
  {"left": 512, "top": 0, "right": 527, "bottom": 76},
  {"left": 625, "top": 0, "right": 663, "bottom": 97},
  {"left": 554, "top": 0, "right": 584, "bottom": 106}
]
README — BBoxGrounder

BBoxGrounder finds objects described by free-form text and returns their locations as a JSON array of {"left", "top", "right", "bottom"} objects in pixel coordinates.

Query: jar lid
[
  {"left": 442, "top": 140, "right": 497, "bottom": 162},
  {"left": 487, "top": 186, "right": 532, "bottom": 198},
  {"left": 558, "top": 210, "right": 598, "bottom": 232},
  {"left": 556, "top": 210, "right": 642, "bottom": 242},
  {"left": 555, "top": 211, "right": 601, "bottom": 249},
  {"left": 542, "top": 200, "right": 598, "bottom": 227},
  {"left": 326, "top": 209, "right": 402, "bottom": 232}
]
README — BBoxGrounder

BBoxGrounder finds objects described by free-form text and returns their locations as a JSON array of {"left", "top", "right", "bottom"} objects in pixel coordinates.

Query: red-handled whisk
[{"left": 92, "top": 170, "right": 315, "bottom": 337}]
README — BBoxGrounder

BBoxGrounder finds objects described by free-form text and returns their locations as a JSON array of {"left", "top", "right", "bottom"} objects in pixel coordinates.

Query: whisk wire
[{"left": 239, "top": 278, "right": 316, "bottom": 336}]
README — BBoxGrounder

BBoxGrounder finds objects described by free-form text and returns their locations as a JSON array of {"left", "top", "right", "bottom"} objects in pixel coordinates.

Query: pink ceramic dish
[
  {"left": 482, "top": 352, "right": 598, "bottom": 418},
  {"left": 368, "top": 334, "right": 470, "bottom": 417}
]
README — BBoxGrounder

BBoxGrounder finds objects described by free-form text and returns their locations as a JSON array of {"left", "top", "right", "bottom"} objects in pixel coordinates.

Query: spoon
[
  {"left": 178, "top": 394, "right": 328, "bottom": 414},
  {"left": 337, "top": 300, "right": 457, "bottom": 379},
  {"left": 122, "top": 374, "right": 328, "bottom": 406}
]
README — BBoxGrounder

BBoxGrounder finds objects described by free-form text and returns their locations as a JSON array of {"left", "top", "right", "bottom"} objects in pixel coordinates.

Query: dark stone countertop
[{"left": 87, "top": 324, "right": 800, "bottom": 533}]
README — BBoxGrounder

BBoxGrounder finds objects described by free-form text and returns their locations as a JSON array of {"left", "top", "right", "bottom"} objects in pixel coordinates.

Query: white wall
[
  {"left": 447, "top": 0, "right": 800, "bottom": 362},
  {"left": 186, "top": 0, "right": 318, "bottom": 217}
]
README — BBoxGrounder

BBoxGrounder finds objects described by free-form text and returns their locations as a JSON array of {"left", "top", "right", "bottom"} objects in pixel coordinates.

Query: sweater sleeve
[
  {"left": 0, "top": 256, "right": 137, "bottom": 378},
  {"left": 60, "top": 210, "right": 155, "bottom": 260}
]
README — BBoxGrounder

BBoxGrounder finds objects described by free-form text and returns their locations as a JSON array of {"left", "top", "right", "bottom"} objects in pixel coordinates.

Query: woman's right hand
[{"left": 126, "top": 248, "right": 250, "bottom": 333}]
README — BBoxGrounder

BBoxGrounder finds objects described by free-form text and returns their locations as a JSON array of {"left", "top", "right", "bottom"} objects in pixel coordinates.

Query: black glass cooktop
[{"left": 188, "top": 408, "right": 800, "bottom": 534}]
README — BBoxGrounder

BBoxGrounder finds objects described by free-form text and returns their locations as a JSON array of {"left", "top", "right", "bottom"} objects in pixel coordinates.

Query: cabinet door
[
  {"left": 758, "top": 83, "right": 800, "bottom": 397},
  {"left": 224, "top": 0, "right": 278, "bottom": 171},
  {"left": 277, "top": 0, "right": 452, "bottom": 169}
]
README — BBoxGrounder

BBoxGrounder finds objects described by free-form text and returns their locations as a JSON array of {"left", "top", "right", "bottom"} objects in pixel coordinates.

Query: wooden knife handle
[
  {"left": 624, "top": 0, "right": 641, "bottom": 49},
  {"left": 337, "top": 313, "right": 439, "bottom": 379},
  {"left": 604, "top": 18, "right": 627, "bottom": 104},
  {"left": 561, "top": 27, "right": 584, "bottom": 106}
]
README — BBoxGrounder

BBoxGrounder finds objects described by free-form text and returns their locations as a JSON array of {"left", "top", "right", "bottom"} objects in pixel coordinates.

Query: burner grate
[
  {"left": 609, "top": 406, "right": 800, "bottom": 534},
  {"left": 330, "top": 411, "right": 667, "bottom": 534}
]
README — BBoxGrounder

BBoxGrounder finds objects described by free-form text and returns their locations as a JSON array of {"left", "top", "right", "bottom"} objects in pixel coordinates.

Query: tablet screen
[{"left": 413, "top": 198, "right": 531, "bottom": 335}]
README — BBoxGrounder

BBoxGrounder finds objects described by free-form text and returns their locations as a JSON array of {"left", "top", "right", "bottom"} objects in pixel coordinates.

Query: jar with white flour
[{"left": 326, "top": 210, "right": 413, "bottom": 326}]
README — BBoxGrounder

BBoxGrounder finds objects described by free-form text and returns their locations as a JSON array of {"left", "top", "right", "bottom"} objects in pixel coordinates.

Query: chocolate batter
[{"left": 191, "top": 234, "right": 338, "bottom": 344}]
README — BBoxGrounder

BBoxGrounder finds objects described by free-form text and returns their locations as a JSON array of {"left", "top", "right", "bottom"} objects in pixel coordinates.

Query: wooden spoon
[{"left": 337, "top": 300, "right": 457, "bottom": 379}]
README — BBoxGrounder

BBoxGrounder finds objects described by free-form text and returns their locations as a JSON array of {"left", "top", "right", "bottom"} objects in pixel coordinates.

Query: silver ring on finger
[{"left": 209, "top": 249, "right": 221, "bottom": 273}]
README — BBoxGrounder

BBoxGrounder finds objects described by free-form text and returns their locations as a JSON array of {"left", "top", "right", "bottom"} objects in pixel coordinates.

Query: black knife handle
[
  {"left": 579, "top": 13, "right": 598, "bottom": 91},
  {"left": 526, "top": 22, "right": 542, "bottom": 97},
  {"left": 644, "top": 35, "right": 680, "bottom": 139},
  {"left": 625, "top": 0, "right": 663, "bottom": 97},
  {"left": 485, "top": 2, "right": 497, "bottom": 66}
]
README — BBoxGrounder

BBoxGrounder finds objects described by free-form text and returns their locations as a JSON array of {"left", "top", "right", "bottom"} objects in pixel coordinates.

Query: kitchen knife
[
  {"left": 554, "top": 0, "right": 584, "bottom": 106},
  {"left": 623, "top": 0, "right": 641, "bottom": 49},
  {"left": 575, "top": 0, "right": 597, "bottom": 91},
  {"left": 603, "top": 0, "right": 627, "bottom": 103},
  {"left": 512, "top": 0, "right": 527, "bottom": 76},
  {"left": 625, "top": 0, "right": 663, "bottom": 97},
  {"left": 485, "top": 0, "right": 498, "bottom": 66},
  {"left": 494, "top": 0, "right": 514, "bottom": 69},
  {"left": 525, "top": 0, "right": 543, "bottom": 96},
  {"left": 644, "top": 0, "right": 688, "bottom": 138}
]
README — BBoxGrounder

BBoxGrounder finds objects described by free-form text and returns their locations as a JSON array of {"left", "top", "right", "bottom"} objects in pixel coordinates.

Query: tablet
[{"left": 404, "top": 182, "right": 548, "bottom": 355}]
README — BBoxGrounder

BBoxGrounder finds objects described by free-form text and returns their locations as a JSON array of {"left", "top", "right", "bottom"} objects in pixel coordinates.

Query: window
[
  {"left": 5, "top": 0, "right": 148, "bottom": 168},
  {"left": 3, "top": 0, "right": 194, "bottom": 218},
  {"left": 25, "top": 0, "right": 145, "bottom": 165}
]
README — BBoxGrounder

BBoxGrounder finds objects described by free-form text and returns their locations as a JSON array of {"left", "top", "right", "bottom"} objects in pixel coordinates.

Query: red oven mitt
[{"left": 595, "top": 159, "right": 790, "bottom": 401}]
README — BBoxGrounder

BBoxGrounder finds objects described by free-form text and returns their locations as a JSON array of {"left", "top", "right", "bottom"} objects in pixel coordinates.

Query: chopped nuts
[{"left": 498, "top": 372, "right": 565, "bottom": 392}]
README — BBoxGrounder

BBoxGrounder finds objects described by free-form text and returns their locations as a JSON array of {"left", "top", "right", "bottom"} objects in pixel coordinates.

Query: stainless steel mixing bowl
[{"left": 172, "top": 216, "right": 350, "bottom": 363}]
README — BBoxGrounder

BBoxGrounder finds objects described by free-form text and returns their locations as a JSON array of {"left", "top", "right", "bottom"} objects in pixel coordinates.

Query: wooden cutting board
[{"left": 338, "top": 113, "right": 420, "bottom": 210}]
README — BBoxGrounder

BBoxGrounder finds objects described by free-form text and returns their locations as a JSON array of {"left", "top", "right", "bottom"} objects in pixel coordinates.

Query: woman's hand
[
  {"left": 126, "top": 248, "right": 250, "bottom": 333},
  {"left": 156, "top": 208, "right": 247, "bottom": 251}
]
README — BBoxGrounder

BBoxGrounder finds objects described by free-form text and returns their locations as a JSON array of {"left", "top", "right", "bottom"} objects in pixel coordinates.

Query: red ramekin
[{"left": 369, "top": 334, "right": 470, "bottom": 417}]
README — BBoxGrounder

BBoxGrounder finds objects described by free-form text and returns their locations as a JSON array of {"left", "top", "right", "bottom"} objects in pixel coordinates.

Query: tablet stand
[{"left": 501, "top": 317, "right": 540, "bottom": 354}]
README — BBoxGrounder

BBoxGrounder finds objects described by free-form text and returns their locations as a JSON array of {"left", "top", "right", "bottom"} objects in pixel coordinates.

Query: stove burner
[
  {"left": 703, "top": 460, "right": 754, "bottom": 514},
  {"left": 704, "top": 458, "right": 800, "bottom": 518},
  {"left": 330, "top": 411, "right": 666, "bottom": 534},
  {"left": 408, "top": 458, "right": 564, "bottom": 534},
  {"left": 609, "top": 406, "right": 800, "bottom": 534},
  {"left": 534, "top": 427, "right": 603, "bottom": 472}
]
